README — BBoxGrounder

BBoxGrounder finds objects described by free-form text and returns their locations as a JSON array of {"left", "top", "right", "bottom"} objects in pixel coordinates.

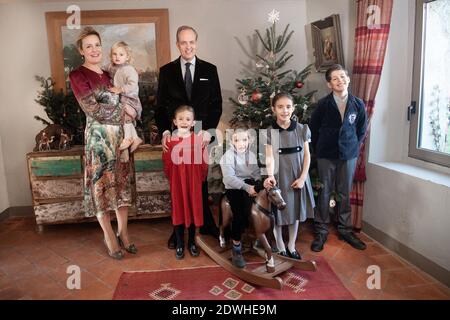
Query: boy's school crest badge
[{"left": 348, "top": 113, "right": 357, "bottom": 124}]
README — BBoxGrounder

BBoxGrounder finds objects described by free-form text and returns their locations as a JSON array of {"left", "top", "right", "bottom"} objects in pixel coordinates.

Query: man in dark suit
[{"left": 155, "top": 25, "right": 222, "bottom": 251}]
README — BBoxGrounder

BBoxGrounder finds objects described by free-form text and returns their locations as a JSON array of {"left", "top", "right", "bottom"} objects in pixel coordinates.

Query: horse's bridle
[{"left": 253, "top": 189, "right": 274, "bottom": 218}]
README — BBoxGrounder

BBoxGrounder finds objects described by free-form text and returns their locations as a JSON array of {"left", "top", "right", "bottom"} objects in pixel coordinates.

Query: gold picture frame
[
  {"left": 311, "top": 14, "right": 345, "bottom": 72},
  {"left": 45, "top": 9, "right": 171, "bottom": 92}
]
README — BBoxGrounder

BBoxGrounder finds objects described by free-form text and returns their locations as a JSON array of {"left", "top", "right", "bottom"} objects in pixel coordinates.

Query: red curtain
[{"left": 351, "top": 0, "right": 394, "bottom": 229}]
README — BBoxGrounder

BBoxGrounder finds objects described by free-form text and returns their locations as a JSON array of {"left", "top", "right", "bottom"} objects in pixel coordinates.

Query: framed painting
[
  {"left": 45, "top": 9, "right": 171, "bottom": 92},
  {"left": 311, "top": 14, "right": 345, "bottom": 72}
]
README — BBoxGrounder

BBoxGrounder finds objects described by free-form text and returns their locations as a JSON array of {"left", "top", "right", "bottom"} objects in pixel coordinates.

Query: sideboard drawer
[
  {"left": 29, "top": 155, "right": 82, "bottom": 178},
  {"left": 31, "top": 178, "right": 83, "bottom": 199},
  {"left": 136, "top": 171, "right": 169, "bottom": 192},
  {"left": 134, "top": 149, "right": 164, "bottom": 172},
  {"left": 34, "top": 200, "right": 86, "bottom": 224},
  {"left": 136, "top": 193, "right": 171, "bottom": 216}
]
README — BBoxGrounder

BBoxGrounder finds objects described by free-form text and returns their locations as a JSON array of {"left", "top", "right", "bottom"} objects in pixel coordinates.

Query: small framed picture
[{"left": 311, "top": 14, "right": 345, "bottom": 72}]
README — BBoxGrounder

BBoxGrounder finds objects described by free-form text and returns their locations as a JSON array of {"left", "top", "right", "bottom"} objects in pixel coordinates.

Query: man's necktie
[{"left": 184, "top": 62, "right": 193, "bottom": 100}]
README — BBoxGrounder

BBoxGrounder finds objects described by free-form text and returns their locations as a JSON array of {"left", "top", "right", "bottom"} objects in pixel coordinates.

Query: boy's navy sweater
[{"left": 310, "top": 92, "right": 367, "bottom": 160}]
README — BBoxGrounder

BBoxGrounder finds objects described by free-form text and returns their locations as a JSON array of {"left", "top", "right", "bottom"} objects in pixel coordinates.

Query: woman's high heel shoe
[
  {"left": 103, "top": 238, "right": 124, "bottom": 260},
  {"left": 117, "top": 233, "right": 138, "bottom": 254}
]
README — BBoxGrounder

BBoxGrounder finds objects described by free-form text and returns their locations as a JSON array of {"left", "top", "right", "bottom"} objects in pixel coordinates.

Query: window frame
[{"left": 409, "top": 0, "right": 450, "bottom": 168}]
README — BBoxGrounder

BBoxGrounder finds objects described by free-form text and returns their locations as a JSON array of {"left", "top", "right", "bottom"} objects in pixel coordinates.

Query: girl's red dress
[{"left": 162, "top": 133, "right": 209, "bottom": 227}]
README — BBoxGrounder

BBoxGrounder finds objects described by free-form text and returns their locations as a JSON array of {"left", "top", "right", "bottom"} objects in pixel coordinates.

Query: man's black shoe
[
  {"left": 167, "top": 232, "right": 176, "bottom": 250},
  {"left": 175, "top": 247, "right": 184, "bottom": 260},
  {"left": 311, "top": 233, "right": 328, "bottom": 252},
  {"left": 188, "top": 243, "right": 200, "bottom": 257},
  {"left": 338, "top": 232, "right": 366, "bottom": 250}
]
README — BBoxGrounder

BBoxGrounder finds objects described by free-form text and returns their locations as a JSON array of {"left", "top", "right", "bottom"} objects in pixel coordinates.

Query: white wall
[
  {"left": 0, "top": 136, "right": 10, "bottom": 213},
  {"left": 0, "top": 0, "right": 310, "bottom": 206},
  {"left": 363, "top": 0, "right": 450, "bottom": 271}
]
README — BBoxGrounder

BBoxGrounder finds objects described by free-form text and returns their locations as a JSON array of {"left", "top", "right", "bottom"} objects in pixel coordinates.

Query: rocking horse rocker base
[
  {"left": 196, "top": 234, "right": 317, "bottom": 290},
  {"left": 197, "top": 186, "right": 317, "bottom": 290}
]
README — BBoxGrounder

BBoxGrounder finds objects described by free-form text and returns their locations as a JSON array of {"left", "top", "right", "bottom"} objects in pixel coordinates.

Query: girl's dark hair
[
  {"left": 325, "top": 64, "right": 349, "bottom": 82},
  {"left": 271, "top": 92, "right": 294, "bottom": 107},
  {"left": 173, "top": 105, "right": 195, "bottom": 118}
]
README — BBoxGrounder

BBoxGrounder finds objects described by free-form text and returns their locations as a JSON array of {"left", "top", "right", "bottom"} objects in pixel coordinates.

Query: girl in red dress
[{"left": 162, "top": 105, "right": 209, "bottom": 260}]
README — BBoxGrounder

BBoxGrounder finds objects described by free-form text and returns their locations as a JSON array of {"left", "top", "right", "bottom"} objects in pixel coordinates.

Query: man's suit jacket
[{"left": 155, "top": 56, "right": 222, "bottom": 136}]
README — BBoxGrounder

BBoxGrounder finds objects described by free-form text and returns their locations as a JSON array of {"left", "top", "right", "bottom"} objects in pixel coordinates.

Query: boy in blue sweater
[{"left": 309, "top": 64, "right": 367, "bottom": 252}]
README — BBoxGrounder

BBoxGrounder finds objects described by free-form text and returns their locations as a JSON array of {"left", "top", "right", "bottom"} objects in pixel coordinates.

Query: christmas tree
[
  {"left": 230, "top": 10, "right": 316, "bottom": 128},
  {"left": 34, "top": 76, "right": 85, "bottom": 145}
]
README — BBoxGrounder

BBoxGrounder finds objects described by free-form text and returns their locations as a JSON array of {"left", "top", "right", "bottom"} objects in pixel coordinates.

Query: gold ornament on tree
[{"left": 238, "top": 88, "right": 249, "bottom": 105}]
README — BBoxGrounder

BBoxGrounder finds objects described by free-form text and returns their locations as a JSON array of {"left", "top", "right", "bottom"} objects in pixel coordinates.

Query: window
[{"left": 409, "top": 0, "right": 450, "bottom": 167}]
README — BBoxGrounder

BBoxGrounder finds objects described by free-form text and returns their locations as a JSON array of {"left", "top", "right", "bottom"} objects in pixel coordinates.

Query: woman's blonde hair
[
  {"left": 110, "top": 41, "right": 133, "bottom": 64},
  {"left": 76, "top": 26, "right": 101, "bottom": 50}
]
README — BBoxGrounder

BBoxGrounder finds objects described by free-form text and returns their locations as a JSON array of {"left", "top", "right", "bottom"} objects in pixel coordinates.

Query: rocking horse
[{"left": 196, "top": 186, "right": 317, "bottom": 290}]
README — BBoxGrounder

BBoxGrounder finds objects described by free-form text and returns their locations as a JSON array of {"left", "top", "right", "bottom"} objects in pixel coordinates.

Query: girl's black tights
[{"left": 174, "top": 224, "right": 196, "bottom": 249}]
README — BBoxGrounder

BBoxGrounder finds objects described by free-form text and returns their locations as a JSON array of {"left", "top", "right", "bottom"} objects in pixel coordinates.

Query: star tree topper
[{"left": 267, "top": 9, "right": 280, "bottom": 24}]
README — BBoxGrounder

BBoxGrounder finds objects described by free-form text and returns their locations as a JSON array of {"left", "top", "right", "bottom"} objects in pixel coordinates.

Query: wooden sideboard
[{"left": 26, "top": 145, "right": 171, "bottom": 232}]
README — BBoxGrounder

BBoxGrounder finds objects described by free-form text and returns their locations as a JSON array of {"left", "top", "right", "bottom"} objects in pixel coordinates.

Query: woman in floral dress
[{"left": 69, "top": 27, "right": 137, "bottom": 259}]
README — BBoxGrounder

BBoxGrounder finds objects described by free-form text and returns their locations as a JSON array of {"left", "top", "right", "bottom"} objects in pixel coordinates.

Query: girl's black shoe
[
  {"left": 176, "top": 247, "right": 185, "bottom": 260},
  {"left": 188, "top": 243, "right": 200, "bottom": 257},
  {"left": 278, "top": 250, "right": 289, "bottom": 257},
  {"left": 287, "top": 249, "right": 302, "bottom": 260}
]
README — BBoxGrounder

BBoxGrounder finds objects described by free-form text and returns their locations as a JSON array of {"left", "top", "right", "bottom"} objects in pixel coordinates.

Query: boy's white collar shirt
[{"left": 333, "top": 93, "right": 348, "bottom": 121}]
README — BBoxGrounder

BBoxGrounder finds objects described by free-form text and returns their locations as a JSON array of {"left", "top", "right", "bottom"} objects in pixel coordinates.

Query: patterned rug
[{"left": 113, "top": 257, "right": 353, "bottom": 300}]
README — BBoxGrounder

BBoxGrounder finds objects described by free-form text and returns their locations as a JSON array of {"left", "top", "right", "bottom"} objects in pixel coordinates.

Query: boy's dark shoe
[
  {"left": 175, "top": 247, "right": 185, "bottom": 260},
  {"left": 339, "top": 232, "right": 366, "bottom": 250},
  {"left": 311, "top": 233, "right": 328, "bottom": 252},
  {"left": 231, "top": 245, "right": 246, "bottom": 268},
  {"left": 188, "top": 243, "right": 200, "bottom": 257}
]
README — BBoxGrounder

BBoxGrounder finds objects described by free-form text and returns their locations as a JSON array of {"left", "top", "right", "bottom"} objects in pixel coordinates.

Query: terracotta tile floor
[{"left": 0, "top": 215, "right": 449, "bottom": 300}]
